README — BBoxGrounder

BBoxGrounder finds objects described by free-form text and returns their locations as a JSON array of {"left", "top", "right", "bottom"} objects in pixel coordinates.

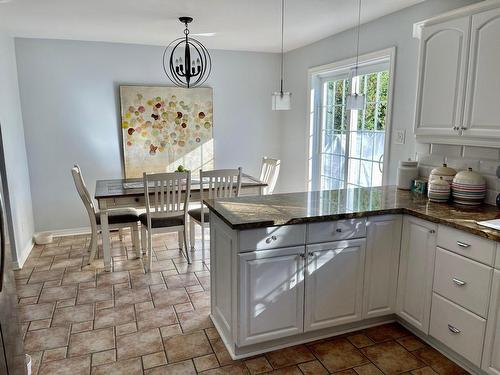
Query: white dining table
[{"left": 94, "top": 174, "right": 266, "bottom": 271}]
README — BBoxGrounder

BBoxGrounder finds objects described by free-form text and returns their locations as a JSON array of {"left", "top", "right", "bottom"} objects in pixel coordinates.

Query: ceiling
[{"left": 0, "top": 0, "right": 424, "bottom": 52}]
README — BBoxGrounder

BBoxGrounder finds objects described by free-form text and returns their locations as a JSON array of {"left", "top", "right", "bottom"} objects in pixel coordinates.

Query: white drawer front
[
  {"left": 437, "top": 225, "right": 496, "bottom": 265},
  {"left": 433, "top": 247, "right": 493, "bottom": 318},
  {"left": 239, "top": 225, "right": 306, "bottom": 252},
  {"left": 430, "top": 293, "right": 486, "bottom": 367},
  {"left": 307, "top": 218, "right": 366, "bottom": 244}
]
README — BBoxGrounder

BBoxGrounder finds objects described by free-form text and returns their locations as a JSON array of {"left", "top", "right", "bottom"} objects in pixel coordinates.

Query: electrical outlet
[{"left": 394, "top": 129, "right": 406, "bottom": 145}]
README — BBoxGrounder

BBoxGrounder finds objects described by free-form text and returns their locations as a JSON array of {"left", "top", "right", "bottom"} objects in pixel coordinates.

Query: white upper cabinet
[
  {"left": 304, "top": 239, "right": 366, "bottom": 332},
  {"left": 415, "top": 16, "right": 470, "bottom": 137},
  {"left": 414, "top": 2, "right": 500, "bottom": 145},
  {"left": 363, "top": 215, "right": 402, "bottom": 319},
  {"left": 463, "top": 7, "right": 500, "bottom": 139},
  {"left": 396, "top": 216, "right": 437, "bottom": 334}
]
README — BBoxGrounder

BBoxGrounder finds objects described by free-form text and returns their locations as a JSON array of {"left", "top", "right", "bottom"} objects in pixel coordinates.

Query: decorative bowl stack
[
  {"left": 451, "top": 168, "right": 486, "bottom": 206},
  {"left": 429, "top": 163, "right": 457, "bottom": 183},
  {"left": 428, "top": 176, "right": 451, "bottom": 203}
]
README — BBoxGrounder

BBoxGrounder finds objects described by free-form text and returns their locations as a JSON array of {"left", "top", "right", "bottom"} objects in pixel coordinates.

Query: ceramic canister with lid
[
  {"left": 428, "top": 176, "right": 450, "bottom": 203},
  {"left": 397, "top": 160, "right": 418, "bottom": 190},
  {"left": 451, "top": 168, "right": 486, "bottom": 206},
  {"left": 429, "top": 163, "right": 457, "bottom": 183}
]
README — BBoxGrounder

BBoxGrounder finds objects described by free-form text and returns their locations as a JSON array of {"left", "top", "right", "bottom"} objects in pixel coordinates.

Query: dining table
[{"left": 94, "top": 174, "right": 267, "bottom": 271}]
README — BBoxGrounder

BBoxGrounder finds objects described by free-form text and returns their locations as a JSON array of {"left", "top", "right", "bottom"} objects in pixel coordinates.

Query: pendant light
[
  {"left": 272, "top": 0, "right": 291, "bottom": 110},
  {"left": 163, "top": 17, "right": 212, "bottom": 88},
  {"left": 346, "top": 0, "right": 365, "bottom": 111}
]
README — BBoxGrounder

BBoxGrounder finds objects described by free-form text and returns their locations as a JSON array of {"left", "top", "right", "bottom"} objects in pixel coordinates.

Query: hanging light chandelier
[
  {"left": 163, "top": 17, "right": 212, "bottom": 88},
  {"left": 346, "top": 0, "right": 365, "bottom": 111},
  {"left": 272, "top": 0, "right": 291, "bottom": 110}
]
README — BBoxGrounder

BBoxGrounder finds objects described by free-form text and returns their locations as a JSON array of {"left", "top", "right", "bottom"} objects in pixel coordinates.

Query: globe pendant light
[
  {"left": 346, "top": 0, "right": 365, "bottom": 111},
  {"left": 272, "top": 0, "right": 291, "bottom": 110},
  {"left": 163, "top": 17, "right": 212, "bottom": 88}
]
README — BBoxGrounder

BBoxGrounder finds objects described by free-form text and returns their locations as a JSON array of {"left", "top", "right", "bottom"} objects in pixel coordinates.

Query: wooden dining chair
[
  {"left": 189, "top": 168, "right": 242, "bottom": 263},
  {"left": 141, "top": 171, "right": 191, "bottom": 272},
  {"left": 71, "top": 165, "right": 140, "bottom": 264},
  {"left": 260, "top": 157, "right": 280, "bottom": 195}
]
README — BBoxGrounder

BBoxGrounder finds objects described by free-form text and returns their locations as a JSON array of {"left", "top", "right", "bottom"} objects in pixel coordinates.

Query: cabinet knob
[
  {"left": 308, "top": 252, "right": 314, "bottom": 257},
  {"left": 299, "top": 253, "right": 306, "bottom": 259},
  {"left": 265, "top": 238, "right": 272, "bottom": 244},
  {"left": 429, "top": 229, "right": 436, "bottom": 234},
  {"left": 335, "top": 228, "right": 342, "bottom": 233},
  {"left": 271, "top": 235, "right": 277, "bottom": 241},
  {"left": 448, "top": 324, "right": 461, "bottom": 334}
]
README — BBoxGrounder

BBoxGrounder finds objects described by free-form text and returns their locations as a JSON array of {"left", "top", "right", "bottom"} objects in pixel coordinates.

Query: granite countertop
[{"left": 204, "top": 186, "right": 500, "bottom": 241}]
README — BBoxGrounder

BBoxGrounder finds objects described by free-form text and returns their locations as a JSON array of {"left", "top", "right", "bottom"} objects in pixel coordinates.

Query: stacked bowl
[
  {"left": 451, "top": 168, "right": 486, "bottom": 206},
  {"left": 428, "top": 176, "right": 450, "bottom": 203}
]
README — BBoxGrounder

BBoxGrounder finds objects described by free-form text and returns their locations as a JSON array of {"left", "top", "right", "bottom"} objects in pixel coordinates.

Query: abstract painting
[{"left": 120, "top": 85, "right": 214, "bottom": 178}]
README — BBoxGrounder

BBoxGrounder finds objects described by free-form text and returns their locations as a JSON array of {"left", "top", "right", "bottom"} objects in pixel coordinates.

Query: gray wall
[
  {"left": 0, "top": 33, "right": 35, "bottom": 266},
  {"left": 15, "top": 39, "right": 281, "bottom": 232},
  {"left": 279, "top": 0, "right": 481, "bottom": 192}
]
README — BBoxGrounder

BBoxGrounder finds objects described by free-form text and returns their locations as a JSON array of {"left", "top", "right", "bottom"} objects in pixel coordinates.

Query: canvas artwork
[{"left": 120, "top": 85, "right": 214, "bottom": 178}]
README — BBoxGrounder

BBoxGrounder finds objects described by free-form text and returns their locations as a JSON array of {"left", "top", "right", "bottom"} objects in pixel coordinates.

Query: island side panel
[{"left": 210, "top": 212, "right": 239, "bottom": 350}]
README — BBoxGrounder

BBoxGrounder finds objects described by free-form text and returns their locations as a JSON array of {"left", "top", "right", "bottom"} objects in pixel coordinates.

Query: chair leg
[
  {"left": 132, "top": 223, "right": 141, "bottom": 259},
  {"left": 147, "top": 228, "right": 153, "bottom": 273},
  {"left": 88, "top": 230, "right": 98, "bottom": 265},
  {"left": 141, "top": 225, "right": 147, "bottom": 255},
  {"left": 177, "top": 230, "right": 183, "bottom": 250},
  {"left": 189, "top": 219, "right": 195, "bottom": 251},
  {"left": 182, "top": 229, "right": 191, "bottom": 264},
  {"left": 201, "top": 224, "right": 206, "bottom": 264}
]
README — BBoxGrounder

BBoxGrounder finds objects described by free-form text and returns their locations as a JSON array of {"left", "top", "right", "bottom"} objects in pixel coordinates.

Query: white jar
[{"left": 397, "top": 160, "right": 418, "bottom": 190}]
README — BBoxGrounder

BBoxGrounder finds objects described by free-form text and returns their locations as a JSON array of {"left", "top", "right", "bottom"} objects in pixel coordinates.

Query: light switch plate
[{"left": 394, "top": 129, "right": 406, "bottom": 145}]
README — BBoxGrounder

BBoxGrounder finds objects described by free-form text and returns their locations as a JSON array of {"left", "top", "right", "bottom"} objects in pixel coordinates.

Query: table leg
[{"left": 100, "top": 203, "right": 111, "bottom": 272}]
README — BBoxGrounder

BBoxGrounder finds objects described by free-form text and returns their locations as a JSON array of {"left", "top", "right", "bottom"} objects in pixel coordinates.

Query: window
[{"left": 308, "top": 49, "right": 393, "bottom": 191}]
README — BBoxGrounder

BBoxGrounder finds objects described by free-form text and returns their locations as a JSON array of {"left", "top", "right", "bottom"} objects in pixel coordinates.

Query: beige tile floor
[{"left": 15, "top": 229, "right": 471, "bottom": 375}]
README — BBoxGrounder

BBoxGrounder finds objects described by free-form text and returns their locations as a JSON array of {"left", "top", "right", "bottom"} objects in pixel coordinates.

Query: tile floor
[{"left": 15, "top": 229, "right": 471, "bottom": 375}]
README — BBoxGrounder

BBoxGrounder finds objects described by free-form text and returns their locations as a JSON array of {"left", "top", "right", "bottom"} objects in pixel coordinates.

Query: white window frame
[{"left": 307, "top": 47, "right": 396, "bottom": 191}]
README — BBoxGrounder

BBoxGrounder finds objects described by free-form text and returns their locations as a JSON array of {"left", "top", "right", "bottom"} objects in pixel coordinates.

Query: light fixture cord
[
  {"left": 280, "top": 0, "right": 285, "bottom": 94},
  {"left": 354, "top": 0, "right": 362, "bottom": 82}
]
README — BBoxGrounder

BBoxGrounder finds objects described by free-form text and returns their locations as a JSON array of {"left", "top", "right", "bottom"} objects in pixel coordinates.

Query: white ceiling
[{"left": 0, "top": 0, "right": 424, "bottom": 52}]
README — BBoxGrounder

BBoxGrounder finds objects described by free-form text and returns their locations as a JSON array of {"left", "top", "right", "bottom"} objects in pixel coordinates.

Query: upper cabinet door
[
  {"left": 237, "top": 246, "right": 305, "bottom": 346},
  {"left": 463, "top": 8, "right": 500, "bottom": 139},
  {"left": 396, "top": 216, "right": 437, "bottom": 334},
  {"left": 304, "top": 239, "right": 366, "bottom": 332},
  {"left": 415, "top": 17, "right": 470, "bottom": 136}
]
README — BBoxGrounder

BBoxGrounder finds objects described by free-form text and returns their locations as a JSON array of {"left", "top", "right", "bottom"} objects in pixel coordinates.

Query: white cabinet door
[
  {"left": 396, "top": 216, "right": 437, "bottom": 334},
  {"left": 238, "top": 246, "right": 305, "bottom": 346},
  {"left": 482, "top": 270, "right": 500, "bottom": 375},
  {"left": 415, "top": 16, "right": 470, "bottom": 137},
  {"left": 304, "top": 239, "right": 366, "bottom": 332},
  {"left": 363, "top": 215, "right": 402, "bottom": 319},
  {"left": 463, "top": 7, "right": 500, "bottom": 139}
]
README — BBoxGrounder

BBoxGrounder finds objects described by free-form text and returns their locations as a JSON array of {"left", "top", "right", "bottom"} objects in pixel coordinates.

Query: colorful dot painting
[{"left": 120, "top": 86, "right": 213, "bottom": 178}]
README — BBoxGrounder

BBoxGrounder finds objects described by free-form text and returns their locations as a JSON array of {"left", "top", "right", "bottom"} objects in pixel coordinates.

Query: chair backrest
[
  {"left": 143, "top": 171, "right": 191, "bottom": 218},
  {"left": 199, "top": 168, "right": 242, "bottom": 204},
  {"left": 259, "top": 157, "right": 280, "bottom": 194},
  {"left": 71, "top": 165, "right": 97, "bottom": 227}
]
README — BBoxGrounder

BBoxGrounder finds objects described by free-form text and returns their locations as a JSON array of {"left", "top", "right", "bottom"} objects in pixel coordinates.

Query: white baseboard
[
  {"left": 35, "top": 226, "right": 92, "bottom": 239},
  {"left": 13, "top": 238, "right": 34, "bottom": 270}
]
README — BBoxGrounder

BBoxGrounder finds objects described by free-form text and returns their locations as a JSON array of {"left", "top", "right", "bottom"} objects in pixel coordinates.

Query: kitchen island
[{"left": 204, "top": 186, "right": 500, "bottom": 375}]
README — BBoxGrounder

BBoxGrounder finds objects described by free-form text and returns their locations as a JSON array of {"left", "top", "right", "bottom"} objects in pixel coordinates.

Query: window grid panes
[{"left": 318, "top": 70, "right": 389, "bottom": 191}]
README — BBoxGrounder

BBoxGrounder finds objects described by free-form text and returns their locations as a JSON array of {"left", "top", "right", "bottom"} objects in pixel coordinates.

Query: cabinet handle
[
  {"left": 265, "top": 238, "right": 272, "bottom": 244},
  {"left": 452, "top": 278, "right": 466, "bottom": 286},
  {"left": 429, "top": 229, "right": 436, "bottom": 234},
  {"left": 299, "top": 253, "right": 306, "bottom": 259},
  {"left": 271, "top": 235, "right": 277, "bottom": 241},
  {"left": 453, "top": 126, "right": 459, "bottom": 131},
  {"left": 460, "top": 126, "right": 467, "bottom": 130},
  {"left": 308, "top": 252, "right": 314, "bottom": 258},
  {"left": 456, "top": 241, "right": 470, "bottom": 248},
  {"left": 448, "top": 324, "right": 461, "bottom": 334},
  {"left": 335, "top": 228, "right": 342, "bottom": 233}
]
